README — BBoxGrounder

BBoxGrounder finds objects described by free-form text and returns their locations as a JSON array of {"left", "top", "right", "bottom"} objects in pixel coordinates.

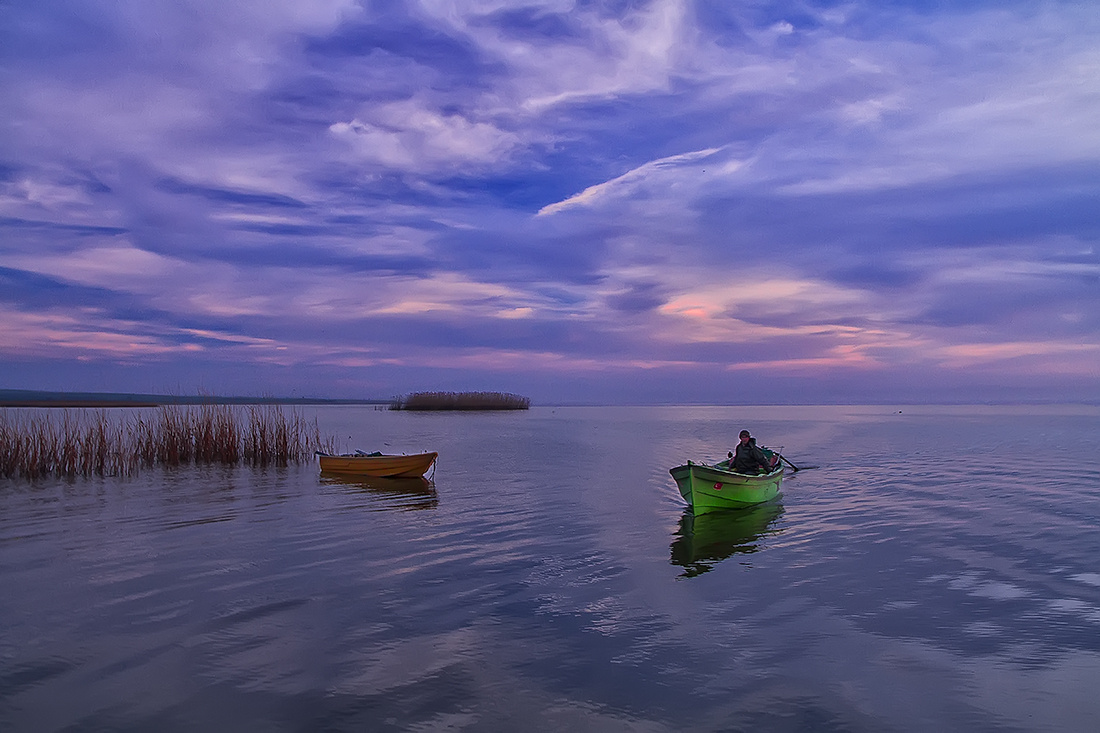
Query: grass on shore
[
  {"left": 0, "top": 404, "right": 336, "bottom": 480},
  {"left": 389, "top": 391, "right": 530, "bottom": 411}
]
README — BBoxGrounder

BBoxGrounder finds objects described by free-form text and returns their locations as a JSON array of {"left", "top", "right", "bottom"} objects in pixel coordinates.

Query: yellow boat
[{"left": 316, "top": 451, "right": 438, "bottom": 478}]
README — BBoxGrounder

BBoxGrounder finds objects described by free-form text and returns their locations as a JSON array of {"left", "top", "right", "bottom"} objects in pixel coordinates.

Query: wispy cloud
[{"left": 537, "top": 147, "right": 723, "bottom": 215}]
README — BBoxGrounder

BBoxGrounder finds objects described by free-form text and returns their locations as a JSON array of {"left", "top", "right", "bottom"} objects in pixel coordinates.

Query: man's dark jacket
[{"left": 733, "top": 438, "right": 771, "bottom": 473}]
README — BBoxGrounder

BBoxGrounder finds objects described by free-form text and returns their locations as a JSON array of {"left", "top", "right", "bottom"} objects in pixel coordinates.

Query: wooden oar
[{"left": 778, "top": 453, "right": 802, "bottom": 472}]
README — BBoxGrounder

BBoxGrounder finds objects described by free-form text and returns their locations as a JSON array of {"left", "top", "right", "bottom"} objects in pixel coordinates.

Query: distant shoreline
[
  {"left": 2, "top": 400, "right": 164, "bottom": 408},
  {"left": 0, "top": 390, "right": 387, "bottom": 408}
]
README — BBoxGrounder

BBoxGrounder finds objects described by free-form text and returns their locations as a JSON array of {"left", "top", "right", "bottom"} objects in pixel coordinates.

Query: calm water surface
[{"left": 2, "top": 405, "right": 1100, "bottom": 731}]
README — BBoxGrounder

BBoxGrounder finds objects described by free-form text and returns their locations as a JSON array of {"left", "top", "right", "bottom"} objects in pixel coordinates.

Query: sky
[{"left": 1, "top": 0, "right": 1098, "bottom": 405}]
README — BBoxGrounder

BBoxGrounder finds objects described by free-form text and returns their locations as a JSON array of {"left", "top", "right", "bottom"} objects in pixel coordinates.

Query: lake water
[{"left": 2, "top": 404, "right": 1100, "bottom": 732}]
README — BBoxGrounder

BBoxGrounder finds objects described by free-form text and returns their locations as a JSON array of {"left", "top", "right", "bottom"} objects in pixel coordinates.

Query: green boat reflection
[
  {"left": 319, "top": 472, "right": 439, "bottom": 511},
  {"left": 669, "top": 502, "right": 784, "bottom": 577}
]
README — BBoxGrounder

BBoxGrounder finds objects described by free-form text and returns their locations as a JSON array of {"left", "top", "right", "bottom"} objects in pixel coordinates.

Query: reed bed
[
  {"left": 390, "top": 391, "right": 530, "bottom": 411},
  {"left": 0, "top": 405, "right": 335, "bottom": 480}
]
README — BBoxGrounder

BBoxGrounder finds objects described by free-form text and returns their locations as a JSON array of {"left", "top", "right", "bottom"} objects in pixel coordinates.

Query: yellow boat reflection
[{"left": 319, "top": 472, "right": 439, "bottom": 511}]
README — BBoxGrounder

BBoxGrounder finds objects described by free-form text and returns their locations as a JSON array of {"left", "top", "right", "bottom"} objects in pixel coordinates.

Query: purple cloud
[{"left": 1, "top": 0, "right": 1098, "bottom": 403}]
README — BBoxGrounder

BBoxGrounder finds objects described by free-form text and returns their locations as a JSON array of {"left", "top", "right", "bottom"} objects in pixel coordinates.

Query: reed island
[{"left": 389, "top": 391, "right": 530, "bottom": 411}]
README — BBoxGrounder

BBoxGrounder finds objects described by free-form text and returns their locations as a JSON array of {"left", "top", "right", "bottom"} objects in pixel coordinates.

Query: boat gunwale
[
  {"left": 316, "top": 451, "right": 438, "bottom": 459},
  {"left": 316, "top": 451, "right": 438, "bottom": 478},
  {"left": 669, "top": 461, "right": 784, "bottom": 483}
]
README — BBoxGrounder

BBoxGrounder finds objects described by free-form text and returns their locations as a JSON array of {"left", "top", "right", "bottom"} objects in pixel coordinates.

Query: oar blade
[{"left": 779, "top": 454, "right": 816, "bottom": 472}]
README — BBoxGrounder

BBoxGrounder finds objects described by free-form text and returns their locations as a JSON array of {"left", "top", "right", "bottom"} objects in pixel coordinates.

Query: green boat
[{"left": 669, "top": 453, "right": 784, "bottom": 513}]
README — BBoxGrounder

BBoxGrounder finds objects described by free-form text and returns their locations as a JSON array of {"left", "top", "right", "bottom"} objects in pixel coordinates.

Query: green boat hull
[{"left": 669, "top": 460, "right": 783, "bottom": 513}]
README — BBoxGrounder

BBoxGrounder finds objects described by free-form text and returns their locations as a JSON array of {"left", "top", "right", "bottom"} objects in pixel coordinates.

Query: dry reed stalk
[
  {"left": 0, "top": 417, "right": 16, "bottom": 477},
  {"left": 58, "top": 411, "right": 81, "bottom": 477},
  {"left": 129, "top": 415, "right": 153, "bottom": 467},
  {"left": 157, "top": 406, "right": 189, "bottom": 466},
  {"left": 31, "top": 415, "right": 58, "bottom": 479},
  {"left": 81, "top": 411, "right": 110, "bottom": 476},
  {"left": 0, "top": 404, "right": 332, "bottom": 480},
  {"left": 210, "top": 405, "right": 239, "bottom": 463}
]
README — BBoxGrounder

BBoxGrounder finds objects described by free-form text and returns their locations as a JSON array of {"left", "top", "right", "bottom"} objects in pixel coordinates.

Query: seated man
[{"left": 732, "top": 430, "right": 775, "bottom": 473}]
